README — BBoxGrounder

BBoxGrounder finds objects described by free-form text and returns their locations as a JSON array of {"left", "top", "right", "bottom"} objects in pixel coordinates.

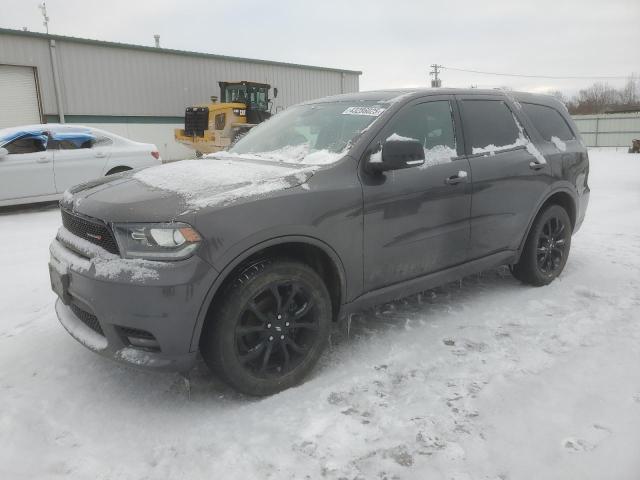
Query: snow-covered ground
[{"left": 1, "top": 149, "right": 639, "bottom": 480}]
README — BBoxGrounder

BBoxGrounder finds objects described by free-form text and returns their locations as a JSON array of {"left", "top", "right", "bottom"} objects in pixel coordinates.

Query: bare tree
[
  {"left": 618, "top": 73, "right": 640, "bottom": 105},
  {"left": 564, "top": 73, "right": 640, "bottom": 114}
]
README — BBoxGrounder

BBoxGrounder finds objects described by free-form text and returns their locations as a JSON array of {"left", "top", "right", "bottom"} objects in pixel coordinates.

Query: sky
[{"left": 1, "top": 0, "right": 639, "bottom": 97}]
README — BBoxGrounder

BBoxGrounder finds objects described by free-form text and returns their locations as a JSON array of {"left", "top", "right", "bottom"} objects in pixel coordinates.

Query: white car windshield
[{"left": 223, "top": 101, "right": 386, "bottom": 165}]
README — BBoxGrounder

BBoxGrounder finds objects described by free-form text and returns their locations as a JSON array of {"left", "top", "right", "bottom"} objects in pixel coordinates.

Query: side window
[
  {"left": 522, "top": 103, "right": 575, "bottom": 142},
  {"left": 5, "top": 137, "right": 46, "bottom": 154},
  {"left": 52, "top": 132, "right": 96, "bottom": 150},
  {"left": 58, "top": 139, "right": 94, "bottom": 149},
  {"left": 382, "top": 100, "right": 457, "bottom": 165},
  {"left": 460, "top": 100, "right": 521, "bottom": 154},
  {"left": 58, "top": 140, "right": 80, "bottom": 150}
]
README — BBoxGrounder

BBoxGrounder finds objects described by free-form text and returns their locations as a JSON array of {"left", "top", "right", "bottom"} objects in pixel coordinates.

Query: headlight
[{"left": 112, "top": 222, "right": 202, "bottom": 261}]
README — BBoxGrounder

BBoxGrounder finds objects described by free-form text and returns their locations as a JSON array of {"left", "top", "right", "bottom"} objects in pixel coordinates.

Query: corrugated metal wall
[
  {"left": 0, "top": 33, "right": 57, "bottom": 114},
  {"left": 572, "top": 112, "right": 640, "bottom": 147},
  {"left": 0, "top": 30, "right": 360, "bottom": 119}
]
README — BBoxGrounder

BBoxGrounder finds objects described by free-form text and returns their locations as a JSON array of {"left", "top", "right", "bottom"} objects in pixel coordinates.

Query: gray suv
[{"left": 49, "top": 88, "right": 589, "bottom": 395}]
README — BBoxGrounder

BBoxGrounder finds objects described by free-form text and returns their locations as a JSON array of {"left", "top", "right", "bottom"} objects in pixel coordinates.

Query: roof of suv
[{"left": 308, "top": 88, "right": 564, "bottom": 109}]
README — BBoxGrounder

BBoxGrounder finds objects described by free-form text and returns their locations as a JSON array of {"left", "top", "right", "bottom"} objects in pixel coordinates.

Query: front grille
[
  {"left": 70, "top": 304, "right": 104, "bottom": 336},
  {"left": 61, "top": 208, "right": 119, "bottom": 254},
  {"left": 184, "top": 106, "right": 209, "bottom": 137}
]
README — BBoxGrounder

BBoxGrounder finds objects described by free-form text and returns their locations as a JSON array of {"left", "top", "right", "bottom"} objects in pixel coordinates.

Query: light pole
[{"left": 38, "top": 2, "right": 49, "bottom": 34}]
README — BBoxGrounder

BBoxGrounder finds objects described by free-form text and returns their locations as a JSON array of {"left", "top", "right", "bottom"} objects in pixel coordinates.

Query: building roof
[{"left": 0, "top": 27, "right": 362, "bottom": 75}]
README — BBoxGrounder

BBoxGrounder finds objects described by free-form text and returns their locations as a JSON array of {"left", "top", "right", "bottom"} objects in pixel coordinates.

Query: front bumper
[{"left": 49, "top": 237, "right": 218, "bottom": 372}]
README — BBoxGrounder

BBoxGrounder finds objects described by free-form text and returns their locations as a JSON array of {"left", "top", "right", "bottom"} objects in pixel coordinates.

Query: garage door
[{"left": 0, "top": 65, "right": 42, "bottom": 129}]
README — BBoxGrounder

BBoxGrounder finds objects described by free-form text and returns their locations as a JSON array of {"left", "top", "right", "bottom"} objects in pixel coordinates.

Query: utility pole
[
  {"left": 430, "top": 64, "right": 442, "bottom": 88},
  {"left": 38, "top": 2, "right": 49, "bottom": 34}
]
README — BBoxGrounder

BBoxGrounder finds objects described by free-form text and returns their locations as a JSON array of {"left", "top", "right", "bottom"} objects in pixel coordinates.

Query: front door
[
  {"left": 361, "top": 96, "right": 472, "bottom": 291},
  {"left": 456, "top": 95, "right": 555, "bottom": 259},
  {"left": 0, "top": 134, "right": 55, "bottom": 201}
]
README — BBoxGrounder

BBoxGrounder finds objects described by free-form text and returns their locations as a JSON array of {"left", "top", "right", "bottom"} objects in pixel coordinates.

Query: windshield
[{"left": 226, "top": 101, "right": 386, "bottom": 165}]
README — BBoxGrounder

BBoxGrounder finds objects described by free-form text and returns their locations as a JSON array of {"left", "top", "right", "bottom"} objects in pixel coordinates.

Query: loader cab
[{"left": 219, "top": 81, "right": 274, "bottom": 124}]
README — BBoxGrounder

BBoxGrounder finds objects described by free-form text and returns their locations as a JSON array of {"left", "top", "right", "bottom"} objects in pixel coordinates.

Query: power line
[{"left": 441, "top": 66, "right": 630, "bottom": 81}]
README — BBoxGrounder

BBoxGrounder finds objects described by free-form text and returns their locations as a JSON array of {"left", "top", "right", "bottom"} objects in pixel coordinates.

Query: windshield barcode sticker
[{"left": 342, "top": 106, "right": 386, "bottom": 117}]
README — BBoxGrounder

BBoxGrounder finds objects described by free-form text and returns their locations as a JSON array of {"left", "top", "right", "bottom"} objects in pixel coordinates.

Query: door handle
[
  {"left": 529, "top": 161, "right": 546, "bottom": 170},
  {"left": 445, "top": 170, "right": 468, "bottom": 185},
  {"left": 95, "top": 152, "right": 106, "bottom": 158},
  {"left": 36, "top": 156, "right": 50, "bottom": 163}
]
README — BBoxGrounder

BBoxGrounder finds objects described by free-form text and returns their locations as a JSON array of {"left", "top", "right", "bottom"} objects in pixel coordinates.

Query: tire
[
  {"left": 200, "top": 259, "right": 332, "bottom": 396},
  {"left": 105, "top": 166, "right": 131, "bottom": 176},
  {"left": 511, "top": 204, "right": 572, "bottom": 286},
  {"left": 195, "top": 151, "right": 203, "bottom": 158}
]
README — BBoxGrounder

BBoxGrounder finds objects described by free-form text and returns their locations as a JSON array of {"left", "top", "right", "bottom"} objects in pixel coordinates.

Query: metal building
[
  {"left": 0, "top": 28, "right": 361, "bottom": 159},
  {"left": 572, "top": 112, "right": 640, "bottom": 148}
]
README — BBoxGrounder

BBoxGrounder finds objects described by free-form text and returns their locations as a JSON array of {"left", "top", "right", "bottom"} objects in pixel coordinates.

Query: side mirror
[
  {"left": 0, "top": 147, "right": 8, "bottom": 159},
  {"left": 368, "top": 137, "right": 425, "bottom": 173},
  {"left": 273, "top": 87, "right": 278, "bottom": 98}
]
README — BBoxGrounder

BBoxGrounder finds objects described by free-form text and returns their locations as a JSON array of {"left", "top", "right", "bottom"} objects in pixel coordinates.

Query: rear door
[
  {"left": 361, "top": 95, "right": 472, "bottom": 291},
  {"left": 0, "top": 135, "right": 55, "bottom": 201},
  {"left": 456, "top": 94, "right": 554, "bottom": 259},
  {"left": 53, "top": 135, "right": 110, "bottom": 192},
  {"left": 519, "top": 101, "right": 583, "bottom": 174}
]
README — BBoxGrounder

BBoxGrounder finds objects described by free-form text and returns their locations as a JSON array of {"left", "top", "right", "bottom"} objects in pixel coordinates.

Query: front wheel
[
  {"left": 511, "top": 204, "right": 572, "bottom": 286},
  {"left": 200, "top": 260, "right": 332, "bottom": 396}
]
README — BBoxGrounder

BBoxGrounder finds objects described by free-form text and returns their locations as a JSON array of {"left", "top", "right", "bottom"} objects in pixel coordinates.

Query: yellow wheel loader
[{"left": 174, "top": 81, "right": 277, "bottom": 156}]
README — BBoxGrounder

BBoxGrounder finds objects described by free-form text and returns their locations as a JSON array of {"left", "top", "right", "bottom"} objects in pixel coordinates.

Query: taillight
[{"left": 151, "top": 151, "right": 160, "bottom": 160}]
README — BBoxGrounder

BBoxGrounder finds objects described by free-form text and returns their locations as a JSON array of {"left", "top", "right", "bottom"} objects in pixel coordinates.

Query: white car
[{"left": 0, "top": 124, "right": 161, "bottom": 207}]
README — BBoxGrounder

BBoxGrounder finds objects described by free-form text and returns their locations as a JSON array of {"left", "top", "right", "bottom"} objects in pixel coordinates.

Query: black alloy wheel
[
  {"left": 235, "top": 281, "right": 320, "bottom": 377},
  {"left": 536, "top": 216, "right": 568, "bottom": 275},
  {"left": 200, "top": 259, "right": 332, "bottom": 396},
  {"left": 511, "top": 204, "right": 572, "bottom": 286}
]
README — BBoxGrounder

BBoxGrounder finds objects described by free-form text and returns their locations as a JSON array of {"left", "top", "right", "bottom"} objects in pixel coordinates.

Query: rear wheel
[
  {"left": 511, "top": 204, "right": 572, "bottom": 286},
  {"left": 200, "top": 259, "right": 332, "bottom": 396}
]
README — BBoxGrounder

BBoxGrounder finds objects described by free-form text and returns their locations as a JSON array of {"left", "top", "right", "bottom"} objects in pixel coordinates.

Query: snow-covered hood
[
  {"left": 63, "top": 157, "right": 318, "bottom": 222},
  {"left": 132, "top": 158, "right": 319, "bottom": 211}
]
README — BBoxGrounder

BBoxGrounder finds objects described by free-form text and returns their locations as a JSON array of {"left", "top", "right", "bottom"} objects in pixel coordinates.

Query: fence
[{"left": 571, "top": 112, "right": 640, "bottom": 148}]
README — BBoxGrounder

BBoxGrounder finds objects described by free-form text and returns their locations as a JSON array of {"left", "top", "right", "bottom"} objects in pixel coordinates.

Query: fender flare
[
  {"left": 515, "top": 184, "right": 578, "bottom": 260},
  {"left": 189, "top": 235, "right": 348, "bottom": 351}
]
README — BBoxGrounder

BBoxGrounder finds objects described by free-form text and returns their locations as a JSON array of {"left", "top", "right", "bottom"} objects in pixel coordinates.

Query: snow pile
[
  {"left": 386, "top": 133, "right": 416, "bottom": 142},
  {"left": 134, "top": 159, "right": 317, "bottom": 210},
  {"left": 54, "top": 227, "right": 162, "bottom": 282},
  {"left": 472, "top": 137, "right": 527, "bottom": 155},
  {"left": 62, "top": 189, "right": 74, "bottom": 204},
  {"left": 551, "top": 136, "right": 567, "bottom": 152},
  {"left": 473, "top": 133, "right": 547, "bottom": 164},
  {"left": 420, "top": 145, "right": 457, "bottom": 168}
]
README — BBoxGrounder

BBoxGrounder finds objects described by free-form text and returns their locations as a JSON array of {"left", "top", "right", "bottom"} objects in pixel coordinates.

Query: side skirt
[{"left": 340, "top": 250, "right": 516, "bottom": 317}]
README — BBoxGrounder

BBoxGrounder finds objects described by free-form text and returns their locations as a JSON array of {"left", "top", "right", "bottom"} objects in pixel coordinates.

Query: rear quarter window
[
  {"left": 522, "top": 103, "right": 575, "bottom": 142},
  {"left": 93, "top": 136, "right": 113, "bottom": 147}
]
